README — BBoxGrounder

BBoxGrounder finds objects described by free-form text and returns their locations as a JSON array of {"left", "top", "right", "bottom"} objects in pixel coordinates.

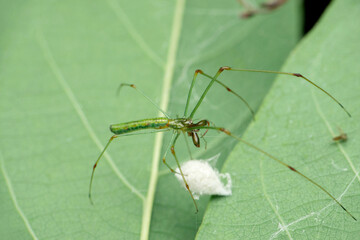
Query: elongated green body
[{"left": 110, "top": 117, "right": 189, "bottom": 135}]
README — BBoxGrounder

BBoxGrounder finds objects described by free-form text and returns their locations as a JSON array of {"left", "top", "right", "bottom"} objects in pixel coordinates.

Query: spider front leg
[
  {"left": 89, "top": 134, "right": 118, "bottom": 204},
  {"left": 161, "top": 133, "right": 179, "bottom": 174},
  {"left": 168, "top": 133, "right": 199, "bottom": 213},
  {"left": 162, "top": 155, "right": 178, "bottom": 174},
  {"left": 184, "top": 67, "right": 255, "bottom": 119}
]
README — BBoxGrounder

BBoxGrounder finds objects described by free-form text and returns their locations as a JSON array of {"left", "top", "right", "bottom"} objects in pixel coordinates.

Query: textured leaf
[
  {"left": 197, "top": 0, "right": 360, "bottom": 239},
  {"left": 0, "top": 0, "right": 300, "bottom": 239}
]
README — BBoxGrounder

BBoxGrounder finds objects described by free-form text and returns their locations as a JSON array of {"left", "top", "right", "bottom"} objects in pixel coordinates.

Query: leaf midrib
[{"left": 141, "top": 0, "right": 186, "bottom": 239}]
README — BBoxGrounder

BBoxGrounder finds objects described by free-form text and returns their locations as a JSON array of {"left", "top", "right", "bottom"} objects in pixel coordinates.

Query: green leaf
[
  {"left": 197, "top": 0, "right": 360, "bottom": 239},
  {"left": 0, "top": 0, "right": 300, "bottom": 239}
]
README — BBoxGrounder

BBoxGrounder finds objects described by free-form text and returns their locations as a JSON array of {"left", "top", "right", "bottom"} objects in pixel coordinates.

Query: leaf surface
[
  {"left": 0, "top": 0, "right": 300, "bottom": 239},
  {"left": 197, "top": 0, "right": 360, "bottom": 239}
]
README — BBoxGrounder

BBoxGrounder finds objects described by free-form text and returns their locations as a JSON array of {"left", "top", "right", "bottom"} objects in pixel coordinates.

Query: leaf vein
[
  {"left": 0, "top": 151, "right": 38, "bottom": 240},
  {"left": 140, "top": 0, "right": 186, "bottom": 239},
  {"left": 36, "top": 30, "right": 145, "bottom": 201},
  {"left": 107, "top": 0, "right": 165, "bottom": 68},
  {"left": 260, "top": 159, "right": 293, "bottom": 240},
  {"left": 311, "top": 90, "right": 360, "bottom": 183},
  {"left": 270, "top": 168, "right": 360, "bottom": 239}
]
